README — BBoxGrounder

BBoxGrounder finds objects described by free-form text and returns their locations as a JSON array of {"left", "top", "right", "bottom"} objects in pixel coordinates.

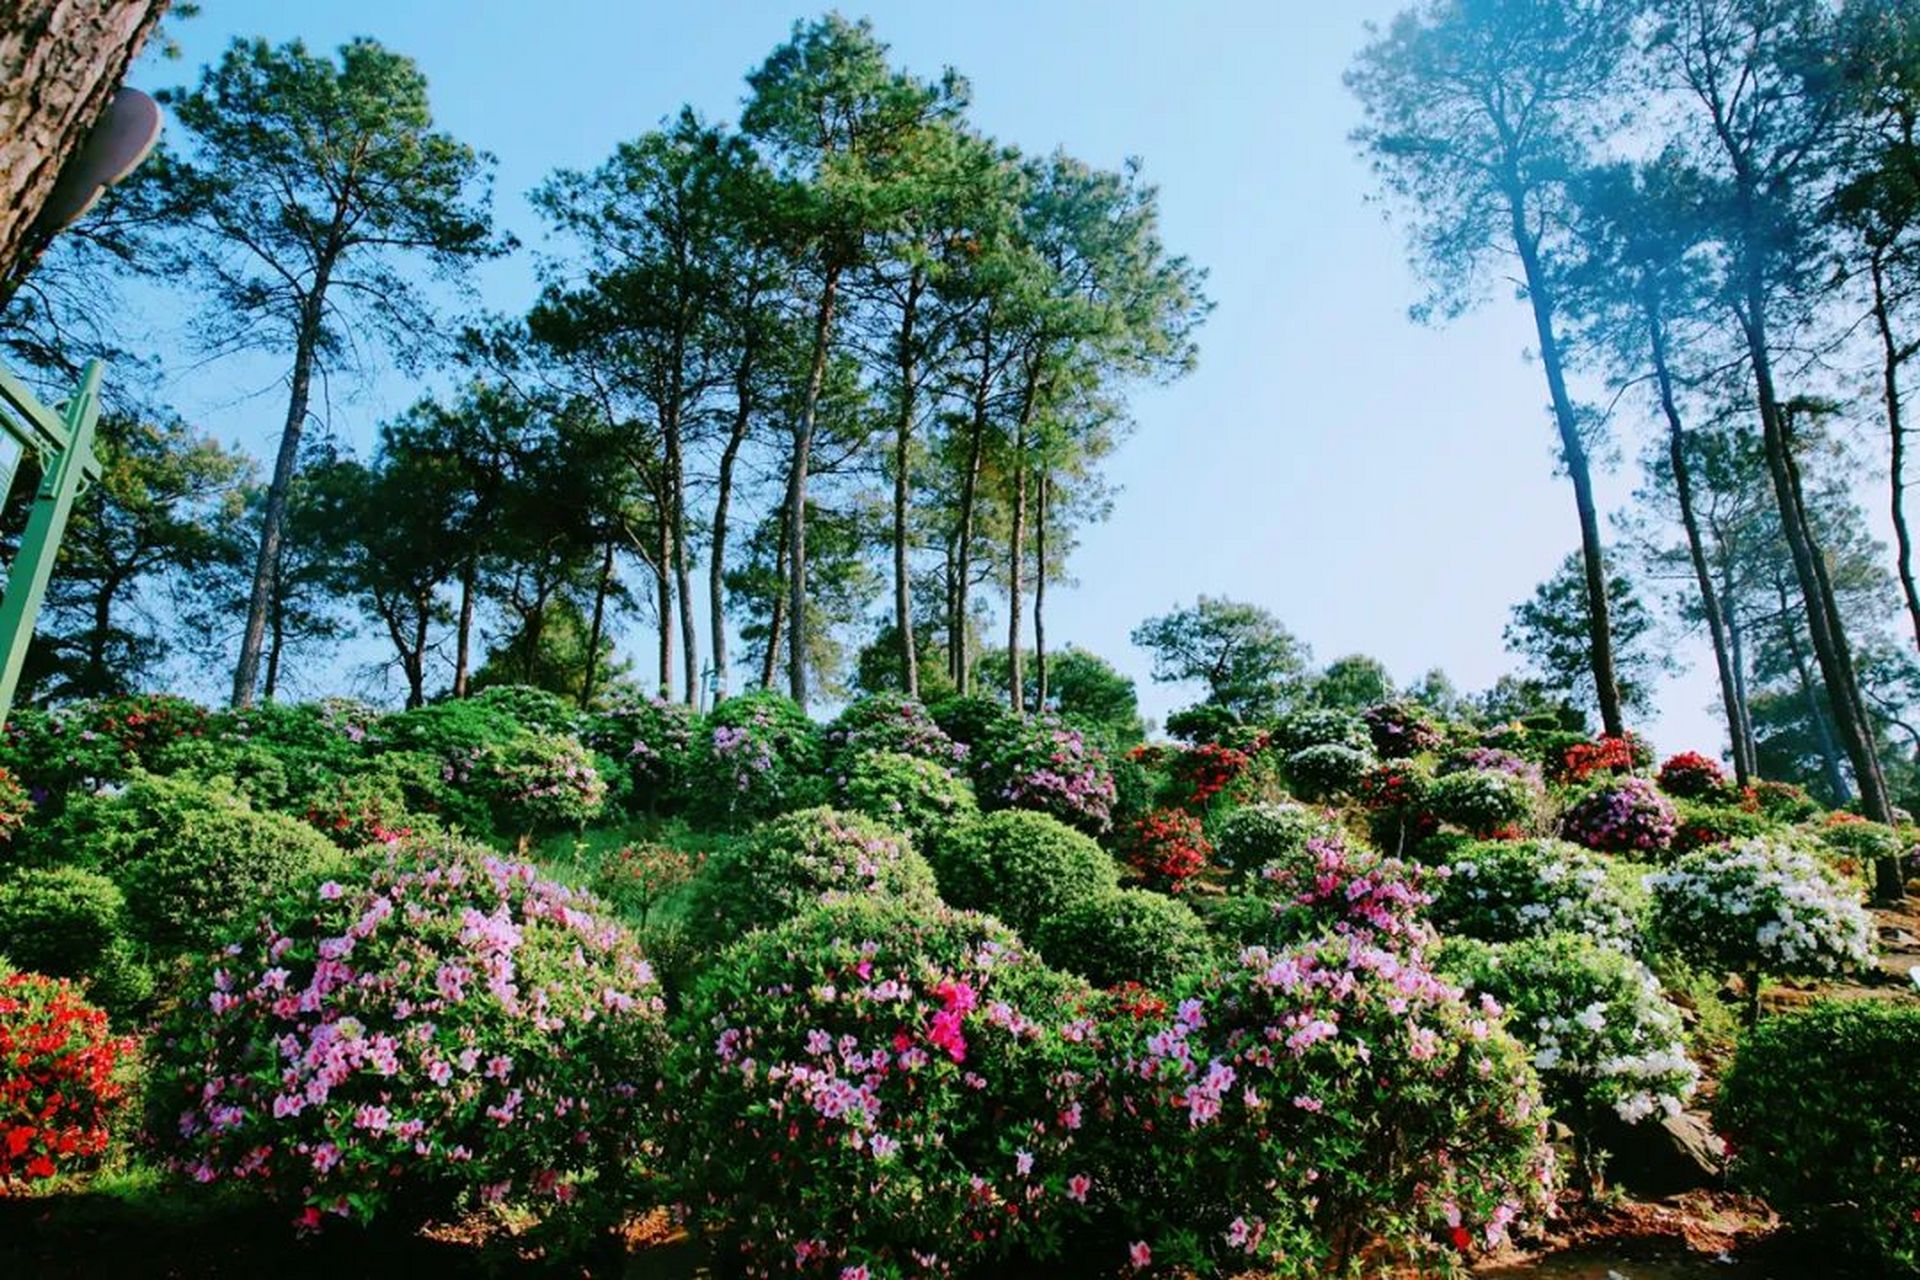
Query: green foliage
[
  {"left": 1671, "top": 800, "right": 1778, "bottom": 853},
  {"left": 583, "top": 694, "right": 700, "bottom": 814},
  {"left": 1269, "top": 707, "right": 1371, "bottom": 754},
  {"left": 666, "top": 895, "right": 1101, "bottom": 1277},
  {"left": 928, "top": 810, "right": 1119, "bottom": 936},
  {"left": 0, "top": 867, "right": 150, "bottom": 1015},
  {"left": 824, "top": 694, "right": 968, "bottom": 770},
  {"left": 1032, "top": 888, "right": 1210, "bottom": 990},
  {"left": 145, "top": 839, "right": 667, "bottom": 1244},
  {"left": 1720, "top": 1000, "right": 1920, "bottom": 1271},
  {"left": 1283, "top": 742, "right": 1374, "bottom": 800},
  {"left": 689, "top": 690, "right": 825, "bottom": 828},
  {"left": 1210, "top": 802, "right": 1339, "bottom": 879},
  {"left": 1426, "top": 768, "right": 1539, "bottom": 837},
  {"left": 481, "top": 731, "right": 608, "bottom": 837},
  {"left": 58, "top": 774, "right": 338, "bottom": 957},
  {"left": 927, "top": 694, "right": 1012, "bottom": 751},
  {"left": 681, "top": 807, "right": 938, "bottom": 951},
  {"left": 1503, "top": 552, "right": 1670, "bottom": 720},
  {"left": 839, "top": 750, "right": 979, "bottom": 855},
  {"left": 1130, "top": 596, "right": 1311, "bottom": 720}
]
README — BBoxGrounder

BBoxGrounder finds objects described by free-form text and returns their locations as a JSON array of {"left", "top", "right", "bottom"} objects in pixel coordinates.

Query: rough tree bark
[
  {"left": 0, "top": 0, "right": 168, "bottom": 304},
  {"left": 891, "top": 265, "right": 923, "bottom": 699}
]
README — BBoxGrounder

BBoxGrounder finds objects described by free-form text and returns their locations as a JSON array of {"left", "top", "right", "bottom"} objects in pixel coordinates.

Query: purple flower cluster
[
  {"left": 977, "top": 715, "right": 1117, "bottom": 834},
  {"left": 1561, "top": 777, "right": 1679, "bottom": 855},
  {"left": 1440, "top": 747, "right": 1545, "bottom": 790}
]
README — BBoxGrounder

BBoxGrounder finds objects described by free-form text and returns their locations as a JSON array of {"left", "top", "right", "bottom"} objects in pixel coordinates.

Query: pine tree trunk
[
  {"left": 953, "top": 333, "right": 992, "bottom": 694},
  {"left": 787, "top": 266, "right": 841, "bottom": 712},
  {"left": 453, "top": 560, "right": 476, "bottom": 698},
  {"left": 0, "top": 0, "right": 167, "bottom": 304},
  {"left": 668, "top": 430, "right": 697, "bottom": 705},
  {"left": 233, "top": 276, "right": 330, "bottom": 707},
  {"left": 1871, "top": 252, "right": 1920, "bottom": 653},
  {"left": 1005, "top": 365, "right": 1038, "bottom": 715},
  {"left": 1508, "top": 195, "right": 1626, "bottom": 737},
  {"left": 1778, "top": 573, "right": 1852, "bottom": 803},
  {"left": 1034, "top": 470, "right": 1049, "bottom": 709},
  {"left": 582, "top": 538, "right": 615, "bottom": 709},
  {"left": 656, "top": 513, "right": 673, "bottom": 700},
  {"left": 761, "top": 488, "right": 791, "bottom": 693},
  {"left": 892, "top": 268, "right": 923, "bottom": 699},
  {"left": 710, "top": 351, "right": 754, "bottom": 705},
  {"left": 1649, "top": 311, "right": 1751, "bottom": 784}
]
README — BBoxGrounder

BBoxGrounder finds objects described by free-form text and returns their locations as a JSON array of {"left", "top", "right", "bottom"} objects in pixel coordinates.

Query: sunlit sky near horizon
[{"left": 114, "top": 0, "right": 1888, "bottom": 753}]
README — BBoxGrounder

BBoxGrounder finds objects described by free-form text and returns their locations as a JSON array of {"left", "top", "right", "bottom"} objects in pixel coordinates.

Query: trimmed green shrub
[
  {"left": 1718, "top": 1000, "right": 1920, "bottom": 1273},
  {"left": 929, "top": 810, "right": 1119, "bottom": 936},
  {"left": 481, "top": 731, "right": 607, "bottom": 838},
  {"left": 60, "top": 774, "right": 338, "bottom": 957},
  {"left": 465, "top": 683, "right": 583, "bottom": 736},
  {"left": 840, "top": 750, "right": 979, "bottom": 855},
  {"left": 1671, "top": 800, "right": 1776, "bottom": 854},
  {"left": 928, "top": 693, "right": 1013, "bottom": 751},
  {"left": 681, "top": 807, "right": 937, "bottom": 950},
  {"left": 0, "top": 866, "right": 150, "bottom": 1013},
  {"left": 689, "top": 690, "right": 824, "bottom": 827},
  {"left": 582, "top": 694, "right": 698, "bottom": 813},
  {"left": 1269, "top": 708, "right": 1371, "bottom": 754},
  {"left": 1210, "top": 802, "right": 1338, "bottom": 879},
  {"left": 667, "top": 897, "right": 1102, "bottom": 1278},
  {"left": 146, "top": 839, "right": 668, "bottom": 1243},
  {"left": 1033, "top": 888, "right": 1210, "bottom": 989},
  {"left": 1283, "top": 742, "right": 1374, "bottom": 800},
  {"left": 1427, "top": 768, "right": 1538, "bottom": 837},
  {"left": 973, "top": 713, "right": 1117, "bottom": 834}
]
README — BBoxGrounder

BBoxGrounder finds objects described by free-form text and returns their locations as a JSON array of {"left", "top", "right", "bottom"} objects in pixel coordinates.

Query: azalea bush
[
  {"left": 592, "top": 842, "right": 704, "bottom": 926},
  {"left": 0, "top": 968, "right": 133, "bottom": 1188},
  {"left": 1355, "top": 760, "right": 1437, "bottom": 853},
  {"left": 1117, "top": 807, "right": 1212, "bottom": 892},
  {"left": 146, "top": 839, "right": 668, "bottom": 1241},
  {"left": 1718, "top": 1000, "right": 1920, "bottom": 1273},
  {"left": 1107, "top": 936, "right": 1554, "bottom": 1277},
  {"left": 1427, "top": 768, "right": 1538, "bottom": 838},
  {"left": 1213, "top": 834, "right": 1433, "bottom": 953},
  {"left": 1560, "top": 777, "right": 1678, "bottom": 856},
  {"left": 667, "top": 897, "right": 1103, "bottom": 1278},
  {"left": 1439, "top": 746, "right": 1544, "bottom": 790},
  {"left": 1670, "top": 801, "right": 1775, "bottom": 855},
  {"left": 583, "top": 694, "right": 698, "bottom": 813},
  {"left": 1210, "top": 802, "right": 1339, "bottom": 880},
  {"left": 1361, "top": 700, "right": 1443, "bottom": 759},
  {"left": 825, "top": 694, "right": 969, "bottom": 772},
  {"left": 481, "top": 731, "right": 607, "bottom": 838},
  {"left": 0, "top": 867, "right": 151, "bottom": 1016},
  {"left": 1283, "top": 742, "right": 1374, "bottom": 801},
  {"left": 1815, "top": 816, "right": 1904, "bottom": 885},
  {"left": 1751, "top": 779, "right": 1820, "bottom": 823},
  {"left": 1033, "top": 888, "right": 1211, "bottom": 990},
  {"left": 1647, "top": 839, "right": 1874, "bottom": 1021},
  {"left": 1656, "top": 752, "right": 1728, "bottom": 800},
  {"left": 839, "top": 749, "right": 979, "bottom": 856},
  {"left": 1429, "top": 839, "right": 1640, "bottom": 952},
  {"left": 1552, "top": 734, "right": 1648, "bottom": 785},
  {"left": 929, "top": 810, "right": 1118, "bottom": 937},
  {"left": 1165, "top": 742, "right": 1253, "bottom": 813},
  {"left": 0, "top": 767, "right": 31, "bottom": 845},
  {"left": 1269, "top": 708, "right": 1371, "bottom": 755},
  {"left": 689, "top": 690, "right": 824, "bottom": 828},
  {"left": 1441, "top": 935, "right": 1698, "bottom": 1186},
  {"left": 681, "top": 807, "right": 938, "bottom": 950},
  {"left": 974, "top": 713, "right": 1117, "bottom": 834}
]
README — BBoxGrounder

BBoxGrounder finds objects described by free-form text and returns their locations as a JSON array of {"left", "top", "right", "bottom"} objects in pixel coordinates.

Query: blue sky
[{"left": 124, "top": 1, "right": 1744, "bottom": 750}]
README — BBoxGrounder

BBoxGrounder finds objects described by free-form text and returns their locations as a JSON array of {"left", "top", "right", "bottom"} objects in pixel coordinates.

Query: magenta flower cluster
[
  {"left": 1560, "top": 777, "right": 1679, "bottom": 855},
  {"left": 977, "top": 714, "right": 1117, "bottom": 834}
]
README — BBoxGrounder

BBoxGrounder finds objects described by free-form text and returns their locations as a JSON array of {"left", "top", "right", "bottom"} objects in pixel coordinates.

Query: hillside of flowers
[{"left": 0, "top": 686, "right": 1915, "bottom": 1276}]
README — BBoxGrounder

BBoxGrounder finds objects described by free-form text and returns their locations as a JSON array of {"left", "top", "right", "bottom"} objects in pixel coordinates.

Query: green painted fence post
[{"left": 0, "top": 360, "right": 103, "bottom": 723}]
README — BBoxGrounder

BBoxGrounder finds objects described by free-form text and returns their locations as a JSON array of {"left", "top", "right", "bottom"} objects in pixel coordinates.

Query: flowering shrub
[
  {"left": 681, "top": 808, "right": 938, "bottom": 951},
  {"left": 1553, "top": 734, "right": 1649, "bottom": 786},
  {"left": 1269, "top": 708, "right": 1371, "bottom": 755},
  {"left": 1162, "top": 703, "right": 1246, "bottom": 746},
  {"left": 825, "top": 695, "right": 969, "bottom": 772},
  {"left": 1361, "top": 700, "right": 1443, "bottom": 759},
  {"left": 1430, "top": 839, "right": 1640, "bottom": 951},
  {"left": 1656, "top": 752, "right": 1728, "bottom": 800},
  {"left": 298, "top": 769, "right": 436, "bottom": 850},
  {"left": 1108, "top": 936, "right": 1553, "bottom": 1277},
  {"left": 481, "top": 732, "right": 607, "bottom": 838},
  {"left": 1166, "top": 742, "right": 1252, "bottom": 813},
  {"left": 927, "top": 694, "right": 1013, "bottom": 752},
  {"left": 1118, "top": 808, "right": 1212, "bottom": 893},
  {"left": 1647, "top": 839, "right": 1874, "bottom": 1018},
  {"left": 1560, "top": 778, "right": 1678, "bottom": 856},
  {"left": 592, "top": 842, "right": 704, "bottom": 926},
  {"left": 466, "top": 684, "right": 582, "bottom": 737},
  {"left": 690, "top": 691, "right": 825, "bottom": 828},
  {"left": 60, "top": 774, "right": 339, "bottom": 957},
  {"left": 839, "top": 750, "right": 980, "bottom": 856},
  {"left": 1718, "top": 1001, "right": 1920, "bottom": 1272},
  {"left": 1670, "top": 801, "right": 1776, "bottom": 854},
  {"left": 0, "top": 867, "right": 150, "bottom": 1015},
  {"left": 146, "top": 839, "right": 668, "bottom": 1239},
  {"left": 929, "top": 811, "right": 1119, "bottom": 937},
  {"left": 974, "top": 713, "right": 1117, "bottom": 835},
  {"left": 1210, "top": 802, "right": 1339, "bottom": 879},
  {"left": 1816, "top": 816, "right": 1904, "bottom": 885},
  {"left": 0, "top": 768, "right": 31, "bottom": 844},
  {"left": 1238, "top": 834, "right": 1434, "bottom": 951},
  {"left": 1439, "top": 746, "right": 1545, "bottom": 789},
  {"left": 1032, "top": 889, "right": 1211, "bottom": 990},
  {"left": 1355, "top": 760, "right": 1437, "bottom": 852},
  {"left": 0, "top": 968, "right": 132, "bottom": 1187},
  {"left": 1441, "top": 935, "right": 1698, "bottom": 1185},
  {"left": 583, "top": 694, "right": 698, "bottom": 813},
  {"left": 1750, "top": 780, "right": 1820, "bottom": 822},
  {"left": 1283, "top": 742, "right": 1374, "bottom": 801},
  {"left": 1427, "top": 768, "right": 1539, "bottom": 838},
  {"left": 667, "top": 897, "right": 1103, "bottom": 1278}
]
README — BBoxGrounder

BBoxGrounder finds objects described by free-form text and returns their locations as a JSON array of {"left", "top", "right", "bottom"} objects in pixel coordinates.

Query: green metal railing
[{"left": 0, "top": 359, "right": 104, "bottom": 724}]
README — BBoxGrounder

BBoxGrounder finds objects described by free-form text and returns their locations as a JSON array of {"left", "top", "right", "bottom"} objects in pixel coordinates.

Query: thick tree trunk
[
  {"left": 892, "top": 268, "right": 923, "bottom": 699},
  {"left": 787, "top": 266, "right": 841, "bottom": 711},
  {"left": 263, "top": 577, "right": 285, "bottom": 702},
  {"left": 1870, "top": 253, "right": 1920, "bottom": 653},
  {"left": 405, "top": 602, "right": 429, "bottom": 709},
  {"left": 1034, "top": 469, "right": 1049, "bottom": 709},
  {"left": 233, "top": 273, "right": 331, "bottom": 707},
  {"left": 761, "top": 488, "right": 791, "bottom": 693},
  {"left": 1509, "top": 203, "right": 1625, "bottom": 737},
  {"left": 0, "top": 0, "right": 167, "bottom": 305},
  {"left": 710, "top": 353, "right": 754, "bottom": 705},
  {"left": 582, "top": 537, "right": 615, "bottom": 709},
  {"left": 1649, "top": 312, "right": 1751, "bottom": 784},
  {"left": 453, "top": 559, "right": 476, "bottom": 698},
  {"left": 1778, "top": 574, "right": 1852, "bottom": 803}
]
